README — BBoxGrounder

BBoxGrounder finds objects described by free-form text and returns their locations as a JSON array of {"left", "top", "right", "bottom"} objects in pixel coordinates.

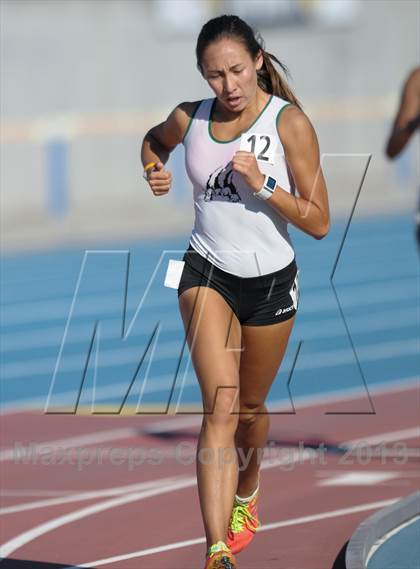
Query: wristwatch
[{"left": 253, "top": 174, "right": 277, "bottom": 200}]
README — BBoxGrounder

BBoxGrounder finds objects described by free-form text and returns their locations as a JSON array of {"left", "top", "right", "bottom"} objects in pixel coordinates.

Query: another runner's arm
[
  {"left": 386, "top": 68, "right": 420, "bottom": 159},
  {"left": 267, "top": 106, "right": 330, "bottom": 240},
  {"left": 141, "top": 102, "right": 197, "bottom": 167}
]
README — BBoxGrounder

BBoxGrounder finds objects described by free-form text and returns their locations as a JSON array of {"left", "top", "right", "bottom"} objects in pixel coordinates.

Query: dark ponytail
[
  {"left": 258, "top": 50, "right": 301, "bottom": 109},
  {"left": 196, "top": 15, "right": 302, "bottom": 109}
]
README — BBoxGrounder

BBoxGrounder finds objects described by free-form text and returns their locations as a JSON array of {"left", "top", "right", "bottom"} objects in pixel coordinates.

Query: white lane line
[
  {"left": 2, "top": 336, "right": 418, "bottom": 381},
  {"left": 2, "top": 420, "right": 419, "bottom": 516},
  {"left": 2, "top": 277, "right": 417, "bottom": 326},
  {"left": 0, "top": 417, "right": 410, "bottom": 562},
  {"left": 2, "top": 318, "right": 181, "bottom": 353},
  {"left": 317, "top": 471, "right": 402, "bottom": 486},
  {"left": 0, "top": 477, "right": 183, "bottom": 515},
  {"left": 1, "top": 256, "right": 414, "bottom": 310},
  {"left": 77, "top": 497, "right": 401, "bottom": 567},
  {"left": 345, "top": 426, "right": 420, "bottom": 448},
  {"left": 0, "top": 449, "right": 322, "bottom": 558},
  {"left": 1, "top": 292, "right": 166, "bottom": 327},
  {"left": 0, "top": 428, "right": 138, "bottom": 462},
  {"left": 76, "top": 536, "right": 206, "bottom": 567},
  {"left": 1, "top": 340, "right": 189, "bottom": 380},
  {"left": 259, "top": 497, "right": 401, "bottom": 532},
  {"left": 0, "top": 477, "right": 197, "bottom": 559},
  {"left": 0, "top": 447, "right": 306, "bottom": 517},
  {"left": 1, "top": 378, "right": 418, "bottom": 514},
  {"left": 0, "top": 490, "right": 79, "bottom": 497},
  {"left": 2, "top": 252, "right": 415, "bottom": 305},
  {"left": 1, "top": 379, "right": 418, "bottom": 489},
  {"left": 0, "top": 370, "right": 182, "bottom": 413},
  {"left": 2, "top": 233, "right": 411, "bottom": 304},
  {"left": 2, "top": 306, "right": 417, "bottom": 354},
  {"left": 0, "top": 447, "right": 306, "bottom": 515}
]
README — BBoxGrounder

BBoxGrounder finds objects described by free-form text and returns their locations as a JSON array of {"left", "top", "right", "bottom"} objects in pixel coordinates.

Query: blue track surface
[
  {"left": 1, "top": 213, "right": 419, "bottom": 413},
  {"left": 368, "top": 517, "right": 420, "bottom": 569}
]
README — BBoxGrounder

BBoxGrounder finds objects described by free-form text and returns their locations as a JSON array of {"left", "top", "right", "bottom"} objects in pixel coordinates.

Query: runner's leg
[
  {"left": 179, "top": 286, "right": 242, "bottom": 547},
  {"left": 235, "top": 317, "right": 295, "bottom": 497}
]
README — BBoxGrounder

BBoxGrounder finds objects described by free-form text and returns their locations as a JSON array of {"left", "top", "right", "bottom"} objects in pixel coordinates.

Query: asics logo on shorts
[
  {"left": 275, "top": 305, "right": 294, "bottom": 316},
  {"left": 274, "top": 270, "right": 300, "bottom": 316}
]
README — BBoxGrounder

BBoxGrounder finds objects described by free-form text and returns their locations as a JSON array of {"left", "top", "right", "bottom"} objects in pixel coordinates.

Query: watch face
[{"left": 266, "top": 176, "right": 277, "bottom": 191}]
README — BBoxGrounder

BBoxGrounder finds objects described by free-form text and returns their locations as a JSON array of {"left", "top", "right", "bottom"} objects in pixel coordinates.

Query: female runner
[{"left": 141, "top": 14, "right": 330, "bottom": 569}]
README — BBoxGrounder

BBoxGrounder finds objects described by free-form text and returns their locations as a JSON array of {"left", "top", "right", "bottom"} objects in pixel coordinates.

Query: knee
[
  {"left": 238, "top": 402, "right": 265, "bottom": 427},
  {"left": 203, "top": 386, "right": 239, "bottom": 431},
  {"left": 204, "top": 409, "right": 238, "bottom": 433}
]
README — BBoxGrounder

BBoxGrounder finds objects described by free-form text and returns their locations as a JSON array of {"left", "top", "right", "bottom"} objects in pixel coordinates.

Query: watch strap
[
  {"left": 253, "top": 186, "right": 274, "bottom": 200},
  {"left": 253, "top": 174, "right": 277, "bottom": 200}
]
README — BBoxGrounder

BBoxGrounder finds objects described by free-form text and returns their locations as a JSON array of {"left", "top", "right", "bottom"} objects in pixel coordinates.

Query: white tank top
[{"left": 183, "top": 94, "right": 295, "bottom": 277}]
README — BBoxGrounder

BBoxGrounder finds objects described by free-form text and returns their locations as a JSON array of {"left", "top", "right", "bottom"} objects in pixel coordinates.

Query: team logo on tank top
[{"left": 204, "top": 162, "right": 242, "bottom": 203}]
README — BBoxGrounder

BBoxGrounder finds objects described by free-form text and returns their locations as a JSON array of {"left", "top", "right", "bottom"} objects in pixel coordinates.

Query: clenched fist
[
  {"left": 147, "top": 162, "right": 172, "bottom": 197},
  {"left": 232, "top": 151, "right": 265, "bottom": 192}
]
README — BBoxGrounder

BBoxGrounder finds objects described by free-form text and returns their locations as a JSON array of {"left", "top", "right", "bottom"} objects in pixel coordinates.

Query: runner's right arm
[{"left": 141, "top": 103, "right": 198, "bottom": 197}]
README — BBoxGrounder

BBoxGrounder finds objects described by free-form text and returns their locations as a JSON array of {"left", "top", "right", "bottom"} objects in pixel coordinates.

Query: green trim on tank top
[
  {"left": 276, "top": 102, "right": 293, "bottom": 129},
  {"left": 208, "top": 94, "right": 274, "bottom": 144},
  {"left": 182, "top": 101, "right": 202, "bottom": 144}
]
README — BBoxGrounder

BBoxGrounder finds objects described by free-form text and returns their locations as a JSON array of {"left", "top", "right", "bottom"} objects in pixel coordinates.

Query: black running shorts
[{"left": 177, "top": 245, "right": 299, "bottom": 326}]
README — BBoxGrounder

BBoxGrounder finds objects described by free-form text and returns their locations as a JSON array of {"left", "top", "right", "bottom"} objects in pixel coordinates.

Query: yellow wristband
[{"left": 144, "top": 161, "right": 157, "bottom": 172}]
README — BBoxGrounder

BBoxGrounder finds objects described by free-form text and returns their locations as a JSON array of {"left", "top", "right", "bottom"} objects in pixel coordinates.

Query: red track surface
[{"left": 1, "top": 384, "right": 419, "bottom": 569}]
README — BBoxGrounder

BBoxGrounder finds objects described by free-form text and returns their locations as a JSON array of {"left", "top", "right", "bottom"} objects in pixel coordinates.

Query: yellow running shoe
[
  {"left": 204, "top": 541, "right": 237, "bottom": 569},
  {"left": 226, "top": 491, "right": 261, "bottom": 554}
]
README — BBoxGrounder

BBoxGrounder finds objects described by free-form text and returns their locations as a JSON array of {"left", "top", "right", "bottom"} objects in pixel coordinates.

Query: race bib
[
  {"left": 240, "top": 132, "right": 277, "bottom": 164},
  {"left": 164, "top": 259, "right": 185, "bottom": 289}
]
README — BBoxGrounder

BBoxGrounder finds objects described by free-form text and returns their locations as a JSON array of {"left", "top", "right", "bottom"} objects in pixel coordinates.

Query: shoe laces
[
  {"left": 229, "top": 499, "right": 260, "bottom": 534},
  {"left": 207, "top": 541, "right": 230, "bottom": 558},
  {"left": 206, "top": 542, "right": 235, "bottom": 569}
]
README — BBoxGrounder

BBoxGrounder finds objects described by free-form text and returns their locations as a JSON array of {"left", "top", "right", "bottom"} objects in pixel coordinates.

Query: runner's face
[{"left": 201, "top": 38, "right": 263, "bottom": 113}]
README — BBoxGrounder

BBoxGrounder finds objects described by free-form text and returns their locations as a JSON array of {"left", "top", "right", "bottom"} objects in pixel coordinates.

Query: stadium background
[
  {"left": 1, "top": 0, "right": 419, "bottom": 253},
  {"left": 1, "top": 3, "right": 419, "bottom": 568}
]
